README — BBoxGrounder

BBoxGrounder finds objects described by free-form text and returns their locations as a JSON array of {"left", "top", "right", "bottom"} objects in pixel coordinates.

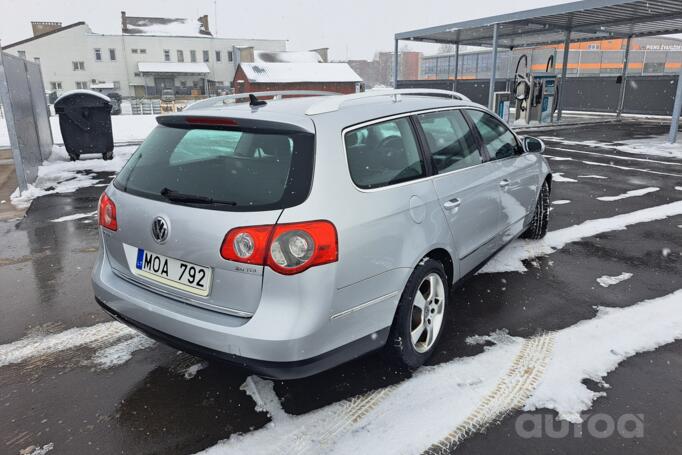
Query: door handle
[
  {"left": 499, "top": 179, "right": 511, "bottom": 189},
  {"left": 443, "top": 198, "right": 461, "bottom": 210}
]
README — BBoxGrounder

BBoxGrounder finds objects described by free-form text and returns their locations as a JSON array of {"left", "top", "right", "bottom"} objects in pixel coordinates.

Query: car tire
[
  {"left": 521, "top": 180, "right": 550, "bottom": 240},
  {"left": 384, "top": 258, "right": 449, "bottom": 370}
]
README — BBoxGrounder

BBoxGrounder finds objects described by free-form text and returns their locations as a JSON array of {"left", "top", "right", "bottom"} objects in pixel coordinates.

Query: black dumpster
[{"left": 54, "top": 90, "right": 114, "bottom": 161}]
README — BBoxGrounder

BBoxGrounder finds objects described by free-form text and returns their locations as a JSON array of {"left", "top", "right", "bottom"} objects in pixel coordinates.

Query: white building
[{"left": 2, "top": 14, "right": 288, "bottom": 97}]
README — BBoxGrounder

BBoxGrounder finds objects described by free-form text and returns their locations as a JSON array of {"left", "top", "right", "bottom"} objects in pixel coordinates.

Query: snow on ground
[
  {"left": 479, "top": 200, "right": 682, "bottom": 274},
  {"left": 552, "top": 172, "right": 578, "bottom": 182},
  {"left": 578, "top": 174, "right": 608, "bottom": 179},
  {"left": 0, "top": 114, "right": 157, "bottom": 147},
  {"left": 540, "top": 135, "right": 682, "bottom": 160},
  {"left": 596, "top": 272, "right": 633, "bottom": 288},
  {"left": 182, "top": 361, "right": 209, "bottom": 380},
  {"left": 88, "top": 334, "right": 156, "bottom": 369},
  {"left": 50, "top": 211, "right": 97, "bottom": 223},
  {"left": 0, "top": 321, "right": 145, "bottom": 368},
  {"left": 596, "top": 187, "right": 660, "bottom": 202},
  {"left": 676, "top": 186, "right": 682, "bottom": 191},
  {"left": 21, "top": 443, "right": 55, "bottom": 455},
  {"left": 552, "top": 200, "right": 571, "bottom": 205},
  {"left": 10, "top": 145, "right": 136, "bottom": 209},
  {"left": 198, "top": 289, "right": 682, "bottom": 454}
]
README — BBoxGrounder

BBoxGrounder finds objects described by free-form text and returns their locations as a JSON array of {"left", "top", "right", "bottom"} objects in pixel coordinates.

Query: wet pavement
[{"left": 1, "top": 120, "right": 681, "bottom": 454}]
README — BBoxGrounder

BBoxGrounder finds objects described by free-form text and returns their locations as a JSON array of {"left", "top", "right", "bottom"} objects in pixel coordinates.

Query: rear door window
[
  {"left": 345, "top": 117, "right": 425, "bottom": 189},
  {"left": 416, "top": 110, "right": 482, "bottom": 173},
  {"left": 114, "top": 125, "right": 314, "bottom": 211}
]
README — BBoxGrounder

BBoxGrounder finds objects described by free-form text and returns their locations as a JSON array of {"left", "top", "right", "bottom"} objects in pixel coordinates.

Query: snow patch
[
  {"left": 596, "top": 272, "right": 633, "bottom": 288},
  {"left": 20, "top": 443, "right": 54, "bottom": 455},
  {"left": 596, "top": 187, "right": 659, "bottom": 201},
  {"left": 479, "top": 200, "right": 682, "bottom": 274},
  {"left": 551, "top": 200, "right": 571, "bottom": 205},
  {"left": 182, "top": 361, "right": 209, "bottom": 379},
  {"left": 577, "top": 174, "right": 608, "bottom": 179},
  {"left": 50, "top": 211, "right": 97, "bottom": 223},
  {"left": 88, "top": 334, "right": 155, "bottom": 369},
  {"left": 0, "top": 321, "right": 137, "bottom": 367},
  {"left": 553, "top": 172, "right": 578, "bottom": 182},
  {"left": 199, "top": 289, "right": 682, "bottom": 453}
]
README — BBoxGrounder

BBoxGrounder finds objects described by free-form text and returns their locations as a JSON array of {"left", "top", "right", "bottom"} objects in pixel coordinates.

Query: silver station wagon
[{"left": 92, "top": 89, "right": 552, "bottom": 378}]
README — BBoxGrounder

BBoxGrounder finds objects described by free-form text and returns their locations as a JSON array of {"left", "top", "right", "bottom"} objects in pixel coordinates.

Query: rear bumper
[
  {"left": 96, "top": 296, "right": 387, "bottom": 379},
  {"left": 91, "top": 244, "right": 395, "bottom": 379}
]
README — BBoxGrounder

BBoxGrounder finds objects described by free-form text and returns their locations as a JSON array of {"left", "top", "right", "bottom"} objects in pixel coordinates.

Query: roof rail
[
  {"left": 184, "top": 90, "right": 339, "bottom": 111},
  {"left": 304, "top": 88, "right": 471, "bottom": 116}
]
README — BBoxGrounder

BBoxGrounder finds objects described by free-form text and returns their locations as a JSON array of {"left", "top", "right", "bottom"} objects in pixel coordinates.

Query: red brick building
[{"left": 233, "top": 62, "right": 363, "bottom": 95}]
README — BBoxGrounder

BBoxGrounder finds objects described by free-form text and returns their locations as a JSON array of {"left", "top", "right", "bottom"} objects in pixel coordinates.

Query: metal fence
[
  {"left": 398, "top": 75, "right": 680, "bottom": 116},
  {"left": 0, "top": 50, "right": 53, "bottom": 192}
]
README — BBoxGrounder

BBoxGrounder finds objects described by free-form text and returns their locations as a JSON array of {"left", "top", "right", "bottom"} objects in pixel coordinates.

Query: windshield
[{"left": 114, "top": 125, "right": 314, "bottom": 211}]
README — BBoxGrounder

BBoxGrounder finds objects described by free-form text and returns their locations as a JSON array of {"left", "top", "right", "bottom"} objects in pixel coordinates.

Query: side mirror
[{"left": 523, "top": 136, "right": 545, "bottom": 154}]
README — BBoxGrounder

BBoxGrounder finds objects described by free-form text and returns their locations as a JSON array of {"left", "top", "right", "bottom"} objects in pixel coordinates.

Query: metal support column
[
  {"left": 668, "top": 61, "right": 682, "bottom": 143},
  {"left": 453, "top": 43, "right": 460, "bottom": 92},
  {"left": 488, "top": 23, "right": 499, "bottom": 110},
  {"left": 557, "top": 30, "right": 571, "bottom": 121},
  {"left": 616, "top": 35, "right": 632, "bottom": 119},
  {"left": 393, "top": 39, "right": 399, "bottom": 88}
]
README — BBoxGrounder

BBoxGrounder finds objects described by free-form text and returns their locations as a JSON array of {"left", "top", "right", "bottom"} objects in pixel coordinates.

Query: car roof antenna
[{"left": 249, "top": 94, "right": 267, "bottom": 107}]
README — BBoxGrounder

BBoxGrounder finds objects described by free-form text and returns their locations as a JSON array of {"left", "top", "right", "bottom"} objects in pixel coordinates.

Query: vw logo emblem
[{"left": 151, "top": 216, "right": 169, "bottom": 244}]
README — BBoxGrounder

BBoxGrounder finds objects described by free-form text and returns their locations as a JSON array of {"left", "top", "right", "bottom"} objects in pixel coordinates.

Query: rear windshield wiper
[{"left": 160, "top": 187, "right": 237, "bottom": 206}]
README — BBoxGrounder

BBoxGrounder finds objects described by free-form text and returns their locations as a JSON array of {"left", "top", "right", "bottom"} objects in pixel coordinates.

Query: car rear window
[{"left": 114, "top": 125, "right": 314, "bottom": 211}]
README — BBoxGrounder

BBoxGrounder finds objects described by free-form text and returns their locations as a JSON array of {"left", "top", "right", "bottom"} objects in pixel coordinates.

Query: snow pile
[
  {"left": 480, "top": 200, "right": 682, "bottom": 274},
  {"left": 10, "top": 145, "right": 137, "bottom": 209},
  {"left": 596, "top": 187, "right": 659, "bottom": 202},
  {"left": 596, "top": 272, "right": 633, "bottom": 288},
  {"left": 199, "top": 289, "right": 682, "bottom": 454}
]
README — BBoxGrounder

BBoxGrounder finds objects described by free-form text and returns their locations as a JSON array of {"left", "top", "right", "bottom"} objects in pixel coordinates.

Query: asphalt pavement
[{"left": 0, "top": 120, "right": 680, "bottom": 454}]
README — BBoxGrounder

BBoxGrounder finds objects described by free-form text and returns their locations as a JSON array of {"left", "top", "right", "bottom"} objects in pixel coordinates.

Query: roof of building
[
  {"left": 123, "top": 15, "right": 211, "bottom": 37},
  {"left": 1, "top": 22, "right": 87, "bottom": 49},
  {"left": 137, "top": 62, "right": 210, "bottom": 74},
  {"left": 396, "top": 0, "right": 682, "bottom": 48},
  {"left": 237, "top": 63, "right": 362, "bottom": 83},
  {"left": 254, "top": 51, "right": 322, "bottom": 63}
]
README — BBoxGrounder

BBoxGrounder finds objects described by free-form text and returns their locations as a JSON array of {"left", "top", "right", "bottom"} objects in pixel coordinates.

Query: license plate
[{"left": 133, "top": 248, "right": 212, "bottom": 296}]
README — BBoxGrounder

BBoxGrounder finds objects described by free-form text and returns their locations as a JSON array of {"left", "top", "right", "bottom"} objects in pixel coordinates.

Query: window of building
[
  {"left": 140, "top": 49, "right": 147, "bottom": 54},
  {"left": 17, "top": 50, "right": 26, "bottom": 59},
  {"left": 344, "top": 117, "right": 425, "bottom": 189},
  {"left": 132, "top": 48, "right": 139, "bottom": 54},
  {"left": 180, "top": 81, "right": 187, "bottom": 87},
  {"left": 417, "top": 110, "right": 482, "bottom": 173},
  {"left": 466, "top": 110, "right": 520, "bottom": 160},
  {"left": 163, "top": 49, "right": 171, "bottom": 62},
  {"left": 587, "top": 43, "right": 600, "bottom": 50},
  {"left": 34, "top": 57, "right": 40, "bottom": 64},
  {"left": 113, "top": 81, "right": 121, "bottom": 90},
  {"left": 72, "top": 61, "right": 85, "bottom": 71},
  {"left": 177, "top": 50, "right": 184, "bottom": 62},
  {"left": 109, "top": 48, "right": 117, "bottom": 60},
  {"left": 203, "top": 50, "right": 209, "bottom": 62},
  {"left": 215, "top": 50, "right": 221, "bottom": 62},
  {"left": 228, "top": 50, "right": 233, "bottom": 62},
  {"left": 94, "top": 48, "right": 102, "bottom": 61},
  {"left": 190, "top": 50, "right": 197, "bottom": 62},
  {"left": 75, "top": 81, "right": 88, "bottom": 89},
  {"left": 50, "top": 82, "right": 62, "bottom": 90}
]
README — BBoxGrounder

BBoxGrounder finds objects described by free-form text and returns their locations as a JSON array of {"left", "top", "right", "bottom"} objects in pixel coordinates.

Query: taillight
[
  {"left": 220, "top": 221, "right": 338, "bottom": 275},
  {"left": 98, "top": 192, "right": 117, "bottom": 231}
]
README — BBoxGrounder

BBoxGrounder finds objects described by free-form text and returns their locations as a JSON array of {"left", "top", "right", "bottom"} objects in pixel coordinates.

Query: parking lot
[{"left": 1, "top": 120, "right": 681, "bottom": 454}]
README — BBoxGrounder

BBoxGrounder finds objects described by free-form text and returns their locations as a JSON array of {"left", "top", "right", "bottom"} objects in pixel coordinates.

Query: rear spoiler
[{"left": 156, "top": 115, "right": 313, "bottom": 134}]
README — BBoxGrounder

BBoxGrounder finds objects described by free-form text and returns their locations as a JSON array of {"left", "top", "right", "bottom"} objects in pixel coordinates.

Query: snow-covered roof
[
  {"left": 239, "top": 63, "right": 362, "bottom": 83},
  {"left": 254, "top": 51, "right": 322, "bottom": 63},
  {"left": 123, "top": 16, "right": 211, "bottom": 37},
  {"left": 137, "top": 62, "right": 210, "bottom": 74}
]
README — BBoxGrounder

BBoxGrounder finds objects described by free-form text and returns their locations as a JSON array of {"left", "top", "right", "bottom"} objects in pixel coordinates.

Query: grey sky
[{"left": 0, "top": 0, "right": 575, "bottom": 60}]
